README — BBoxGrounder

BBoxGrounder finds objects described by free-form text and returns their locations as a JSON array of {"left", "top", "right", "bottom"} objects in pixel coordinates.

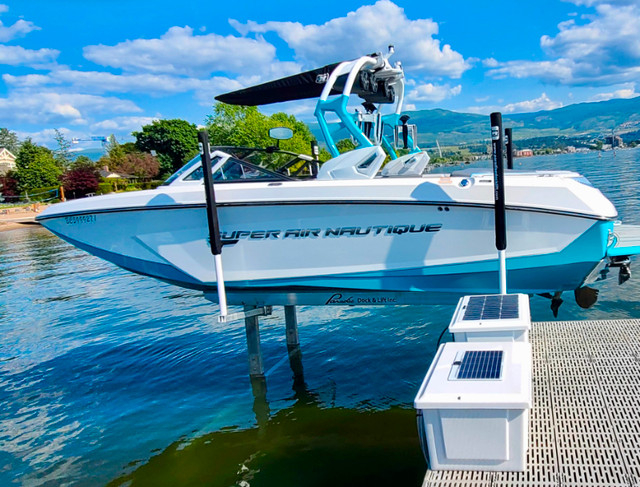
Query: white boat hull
[{"left": 40, "top": 197, "right": 612, "bottom": 301}]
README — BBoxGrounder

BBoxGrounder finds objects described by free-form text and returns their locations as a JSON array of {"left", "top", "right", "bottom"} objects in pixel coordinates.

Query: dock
[{"left": 423, "top": 319, "right": 640, "bottom": 487}]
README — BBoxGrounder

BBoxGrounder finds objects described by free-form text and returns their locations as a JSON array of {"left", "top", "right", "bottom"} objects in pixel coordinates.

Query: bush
[
  {"left": 96, "top": 182, "right": 113, "bottom": 195},
  {"left": 140, "top": 180, "right": 163, "bottom": 190},
  {"left": 0, "top": 171, "right": 19, "bottom": 199},
  {"left": 62, "top": 164, "right": 100, "bottom": 199}
]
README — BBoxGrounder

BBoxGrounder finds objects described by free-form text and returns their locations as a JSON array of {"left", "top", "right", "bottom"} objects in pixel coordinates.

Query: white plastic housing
[
  {"left": 449, "top": 294, "right": 531, "bottom": 343},
  {"left": 415, "top": 342, "right": 532, "bottom": 471}
]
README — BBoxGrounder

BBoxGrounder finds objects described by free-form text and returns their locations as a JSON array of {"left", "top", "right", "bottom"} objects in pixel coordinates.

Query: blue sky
[{"left": 0, "top": 0, "right": 638, "bottom": 148}]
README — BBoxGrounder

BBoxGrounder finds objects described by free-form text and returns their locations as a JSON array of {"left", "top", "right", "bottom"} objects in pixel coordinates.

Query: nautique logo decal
[{"left": 220, "top": 224, "right": 442, "bottom": 245}]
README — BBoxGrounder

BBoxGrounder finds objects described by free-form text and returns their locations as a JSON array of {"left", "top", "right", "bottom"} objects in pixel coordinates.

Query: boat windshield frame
[{"left": 162, "top": 147, "right": 322, "bottom": 186}]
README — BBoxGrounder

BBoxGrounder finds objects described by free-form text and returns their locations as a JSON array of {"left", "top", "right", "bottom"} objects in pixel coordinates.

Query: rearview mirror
[{"left": 269, "top": 127, "right": 293, "bottom": 140}]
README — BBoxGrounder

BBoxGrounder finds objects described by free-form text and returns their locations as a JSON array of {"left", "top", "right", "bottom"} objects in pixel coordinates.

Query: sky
[{"left": 1, "top": 0, "right": 639, "bottom": 149}]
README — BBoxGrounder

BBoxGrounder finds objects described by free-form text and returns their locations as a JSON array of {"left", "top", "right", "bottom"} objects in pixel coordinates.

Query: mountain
[
  {"left": 409, "top": 96, "right": 640, "bottom": 146},
  {"left": 310, "top": 96, "right": 640, "bottom": 147}
]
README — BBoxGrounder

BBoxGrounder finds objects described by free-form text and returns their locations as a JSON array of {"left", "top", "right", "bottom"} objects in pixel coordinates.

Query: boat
[{"left": 36, "top": 49, "right": 640, "bottom": 308}]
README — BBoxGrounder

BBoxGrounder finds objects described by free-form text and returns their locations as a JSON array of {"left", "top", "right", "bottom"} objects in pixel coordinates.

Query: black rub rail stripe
[{"left": 36, "top": 200, "right": 612, "bottom": 222}]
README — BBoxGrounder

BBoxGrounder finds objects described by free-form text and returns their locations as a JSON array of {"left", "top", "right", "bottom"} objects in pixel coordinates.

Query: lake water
[{"left": 2, "top": 149, "right": 640, "bottom": 486}]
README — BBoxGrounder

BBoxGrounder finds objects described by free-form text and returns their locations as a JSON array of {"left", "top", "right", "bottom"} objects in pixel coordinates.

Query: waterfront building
[{"left": 0, "top": 148, "right": 16, "bottom": 175}]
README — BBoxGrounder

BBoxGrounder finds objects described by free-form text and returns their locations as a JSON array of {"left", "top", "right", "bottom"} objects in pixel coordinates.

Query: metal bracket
[{"left": 218, "top": 306, "right": 273, "bottom": 323}]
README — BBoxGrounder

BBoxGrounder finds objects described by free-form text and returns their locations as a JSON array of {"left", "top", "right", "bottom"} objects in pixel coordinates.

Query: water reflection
[{"left": 108, "top": 386, "right": 424, "bottom": 487}]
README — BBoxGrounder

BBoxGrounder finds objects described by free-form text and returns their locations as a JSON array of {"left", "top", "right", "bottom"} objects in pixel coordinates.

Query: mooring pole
[
  {"left": 198, "top": 130, "right": 228, "bottom": 320},
  {"left": 284, "top": 305, "right": 300, "bottom": 349},
  {"left": 491, "top": 112, "right": 508, "bottom": 294},
  {"left": 284, "top": 305, "right": 304, "bottom": 383},
  {"left": 244, "top": 305, "right": 264, "bottom": 377},
  {"left": 505, "top": 127, "right": 514, "bottom": 170}
]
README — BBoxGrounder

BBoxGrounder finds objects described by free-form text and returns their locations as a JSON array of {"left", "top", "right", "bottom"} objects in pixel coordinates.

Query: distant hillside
[{"left": 311, "top": 96, "right": 640, "bottom": 147}]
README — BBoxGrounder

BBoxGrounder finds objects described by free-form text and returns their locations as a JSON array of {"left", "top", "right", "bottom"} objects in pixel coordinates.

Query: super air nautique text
[{"left": 220, "top": 223, "right": 442, "bottom": 244}]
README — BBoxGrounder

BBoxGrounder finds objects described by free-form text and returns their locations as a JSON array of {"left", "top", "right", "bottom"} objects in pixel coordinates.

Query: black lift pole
[
  {"left": 490, "top": 113, "right": 507, "bottom": 294},
  {"left": 198, "top": 130, "right": 228, "bottom": 320}
]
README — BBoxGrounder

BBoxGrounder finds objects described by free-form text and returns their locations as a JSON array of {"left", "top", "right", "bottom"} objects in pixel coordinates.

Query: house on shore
[
  {"left": 99, "top": 166, "right": 137, "bottom": 181},
  {"left": 515, "top": 149, "right": 534, "bottom": 157},
  {"left": 0, "top": 148, "right": 16, "bottom": 175}
]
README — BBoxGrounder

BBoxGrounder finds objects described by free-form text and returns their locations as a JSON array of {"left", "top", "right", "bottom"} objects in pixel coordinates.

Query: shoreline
[
  {"left": 0, "top": 204, "right": 47, "bottom": 231},
  {"left": 0, "top": 221, "right": 40, "bottom": 232}
]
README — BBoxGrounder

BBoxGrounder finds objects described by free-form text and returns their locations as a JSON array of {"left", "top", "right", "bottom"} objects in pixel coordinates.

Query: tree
[
  {"left": 0, "top": 170, "right": 19, "bottom": 200},
  {"left": 336, "top": 138, "right": 356, "bottom": 154},
  {"left": 111, "top": 152, "right": 159, "bottom": 179},
  {"left": 0, "top": 128, "right": 20, "bottom": 153},
  {"left": 133, "top": 119, "right": 199, "bottom": 176},
  {"left": 104, "top": 134, "right": 126, "bottom": 166},
  {"left": 62, "top": 156, "right": 99, "bottom": 198},
  {"left": 53, "top": 129, "right": 72, "bottom": 169},
  {"left": 205, "top": 103, "right": 329, "bottom": 168},
  {"left": 15, "top": 139, "right": 62, "bottom": 192}
]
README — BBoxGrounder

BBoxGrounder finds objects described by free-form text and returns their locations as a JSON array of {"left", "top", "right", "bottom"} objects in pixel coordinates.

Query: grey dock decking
[{"left": 423, "top": 319, "right": 640, "bottom": 487}]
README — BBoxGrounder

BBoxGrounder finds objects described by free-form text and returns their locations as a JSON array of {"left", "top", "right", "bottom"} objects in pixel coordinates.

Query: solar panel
[
  {"left": 454, "top": 350, "right": 503, "bottom": 380},
  {"left": 462, "top": 295, "right": 519, "bottom": 321}
]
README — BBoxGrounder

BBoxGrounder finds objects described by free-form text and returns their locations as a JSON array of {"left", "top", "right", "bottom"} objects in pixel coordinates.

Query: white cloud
[
  {"left": 3, "top": 69, "right": 250, "bottom": 110},
  {"left": 408, "top": 82, "right": 462, "bottom": 102},
  {"left": 0, "top": 18, "right": 39, "bottom": 42},
  {"left": 590, "top": 83, "right": 638, "bottom": 101},
  {"left": 15, "top": 128, "right": 84, "bottom": 147},
  {"left": 83, "top": 25, "right": 301, "bottom": 78},
  {"left": 0, "top": 93, "right": 141, "bottom": 125},
  {"left": 0, "top": 5, "right": 51, "bottom": 67},
  {"left": 4, "top": 69, "right": 243, "bottom": 97},
  {"left": 231, "top": 0, "right": 470, "bottom": 78},
  {"left": 467, "top": 93, "right": 563, "bottom": 115},
  {"left": 487, "top": 1, "right": 640, "bottom": 85},
  {"left": 0, "top": 44, "right": 58, "bottom": 67},
  {"left": 91, "top": 116, "right": 158, "bottom": 133},
  {"left": 503, "top": 93, "right": 563, "bottom": 113}
]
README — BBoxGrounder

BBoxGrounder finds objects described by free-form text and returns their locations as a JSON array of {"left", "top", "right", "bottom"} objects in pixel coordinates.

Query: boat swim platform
[{"left": 423, "top": 319, "right": 640, "bottom": 487}]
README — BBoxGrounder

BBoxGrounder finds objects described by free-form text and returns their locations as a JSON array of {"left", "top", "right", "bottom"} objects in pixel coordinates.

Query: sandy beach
[{"left": 0, "top": 204, "right": 47, "bottom": 232}]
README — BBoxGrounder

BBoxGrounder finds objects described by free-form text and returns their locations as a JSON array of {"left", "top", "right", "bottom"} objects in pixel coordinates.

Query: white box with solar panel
[
  {"left": 448, "top": 294, "right": 531, "bottom": 343},
  {"left": 415, "top": 341, "right": 532, "bottom": 471}
]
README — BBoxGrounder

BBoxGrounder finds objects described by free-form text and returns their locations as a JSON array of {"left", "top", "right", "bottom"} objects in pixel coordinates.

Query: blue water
[{"left": 2, "top": 149, "right": 640, "bottom": 486}]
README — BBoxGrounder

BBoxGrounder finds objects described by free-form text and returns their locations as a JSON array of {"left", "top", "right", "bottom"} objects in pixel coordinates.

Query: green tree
[
  {"left": 0, "top": 128, "right": 20, "bottom": 153},
  {"left": 103, "top": 134, "right": 126, "bottom": 166},
  {"left": 15, "top": 139, "right": 62, "bottom": 192},
  {"left": 53, "top": 129, "right": 72, "bottom": 169},
  {"left": 205, "top": 104, "right": 328, "bottom": 168},
  {"left": 133, "top": 119, "right": 199, "bottom": 176},
  {"left": 336, "top": 138, "right": 356, "bottom": 154}
]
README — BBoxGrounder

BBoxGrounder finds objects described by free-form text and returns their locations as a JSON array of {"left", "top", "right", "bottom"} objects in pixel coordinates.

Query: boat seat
[{"left": 317, "top": 146, "right": 385, "bottom": 180}]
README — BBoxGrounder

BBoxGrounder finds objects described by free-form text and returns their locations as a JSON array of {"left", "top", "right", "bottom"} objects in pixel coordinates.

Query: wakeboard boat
[{"left": 37, "top": 49, "right": 640, "bottom": 308}]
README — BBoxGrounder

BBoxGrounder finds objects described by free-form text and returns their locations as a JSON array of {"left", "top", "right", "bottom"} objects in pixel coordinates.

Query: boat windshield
[
  {"left": 162, "top": 155, "right": 203, "bottom": 185},
  {"left": 163, "top": 155, "right": 289, "bottom": 185},
  {"left": 212, "top": 158, "right": 287, "bottom": 181}
]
